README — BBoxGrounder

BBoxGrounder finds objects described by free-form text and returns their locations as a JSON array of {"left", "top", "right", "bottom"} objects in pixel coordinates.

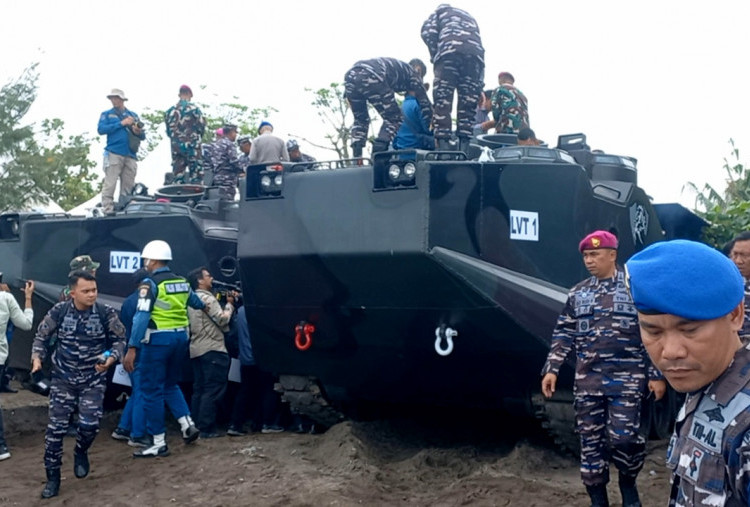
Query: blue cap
[
  {"left": 625, "top": 239, "right": 744, "bottom": 320},
  {"left": 258, "top": 121, "right": 273, "bottom": 131}
]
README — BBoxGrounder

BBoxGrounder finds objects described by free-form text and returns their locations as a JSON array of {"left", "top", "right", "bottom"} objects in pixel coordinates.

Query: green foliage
[
  {"left": 140, "top": 86, "right": 277, "bottom": 154},
  {"left": 0, "top": 64, "right": 97, "bottom": 211},
  {"left": 685, "top": 139, "right": 750, "bottom": 248}
]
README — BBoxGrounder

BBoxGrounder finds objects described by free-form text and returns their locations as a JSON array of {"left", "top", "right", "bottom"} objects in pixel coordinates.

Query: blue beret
[
  {"left": 258, "top": 121, "right": 273, "bottom": 131},
  {"left": 625, "top": 239, "right": 744, "bottom": 320}
]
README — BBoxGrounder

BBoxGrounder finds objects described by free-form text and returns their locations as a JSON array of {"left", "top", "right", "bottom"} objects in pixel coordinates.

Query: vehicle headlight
[
  {"left": 403, "top": 163, "right": 416, "bottom": 178},
  {"left": 260, "top": 175, "right": 272, "bottom": 188},
  {"left": 274, "top": 174, "right": 283, "bottom": 186},
  {"left": 388, "top": 164, "right": 401, "bottom": 181}
]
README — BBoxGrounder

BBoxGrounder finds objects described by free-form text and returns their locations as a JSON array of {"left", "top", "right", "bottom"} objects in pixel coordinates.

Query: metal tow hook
[
  {"left": 294, "top": 322, "right": 315, "bottom": 351},
  {"left": 434, "top": 325, "right": 457, "bottom": 356}
]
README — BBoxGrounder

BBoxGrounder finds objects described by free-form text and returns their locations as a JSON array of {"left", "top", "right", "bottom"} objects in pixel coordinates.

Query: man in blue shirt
[
  {"left": 122, "top": 240, "right": 204, "bottom": 457},
  {"left": 392, "top": 89, "right": 434, "bottom": 151},
  {"left": 97, "top": 88, "right": 145, "bottom": 214}
]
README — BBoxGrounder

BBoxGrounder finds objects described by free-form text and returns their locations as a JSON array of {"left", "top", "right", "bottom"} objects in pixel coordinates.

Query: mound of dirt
[{"left": 0, "top": 389, "right": 672, "bottom": 506}]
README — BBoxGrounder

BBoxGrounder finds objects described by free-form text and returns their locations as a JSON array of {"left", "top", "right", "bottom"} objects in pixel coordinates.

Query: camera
[
  {"left": 213, "top": 280, "right": 243, "bottom": 307},
  {"left": 135, "top": 121, "right": 144, "bottom": 129}
]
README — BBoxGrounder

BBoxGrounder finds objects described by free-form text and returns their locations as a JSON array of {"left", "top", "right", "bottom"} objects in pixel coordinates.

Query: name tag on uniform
[
  {"left": 688, "top": 392, "right": 750, "bottom": 453},
  {"left": 688, "top": 419, "right": 722, "bottom": 453},
  {"left": 164, "top": 282, "right": 189, "bottom": 294}
]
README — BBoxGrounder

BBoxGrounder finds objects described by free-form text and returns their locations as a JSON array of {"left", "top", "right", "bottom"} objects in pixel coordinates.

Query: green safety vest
[{"left": 149, "top": 270, "right": 190, "bottom": 330}]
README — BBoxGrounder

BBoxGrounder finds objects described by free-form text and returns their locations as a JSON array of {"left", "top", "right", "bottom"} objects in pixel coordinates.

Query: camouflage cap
[
  {"left": 69, "top": 255, "right": 100, "bottom": 275},
  {"left": 237, "top": 135, "right": 252, "bottom": 145},
  {"left": 286, "top": 139, "right": 299, "bottom": 151}
]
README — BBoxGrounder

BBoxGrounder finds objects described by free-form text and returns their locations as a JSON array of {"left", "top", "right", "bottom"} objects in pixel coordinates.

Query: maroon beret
[{"left": 579, "top": 230, "right": 618, "bottom": 252}]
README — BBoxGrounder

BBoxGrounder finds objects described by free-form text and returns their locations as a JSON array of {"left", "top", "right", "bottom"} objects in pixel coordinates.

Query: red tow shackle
[{"left": 294, "top": 321, "right": 315, "bottom": 351}]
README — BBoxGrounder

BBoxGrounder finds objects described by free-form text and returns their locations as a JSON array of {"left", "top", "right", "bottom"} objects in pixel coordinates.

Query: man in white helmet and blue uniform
[{"left": 122, "top": 240, "right": 205, "bottom": 457}]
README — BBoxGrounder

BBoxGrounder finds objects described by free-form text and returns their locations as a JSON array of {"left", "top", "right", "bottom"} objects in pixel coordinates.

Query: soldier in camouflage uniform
[
  {"left": 343, "top": 57, "right": 432, "bottom": 156},
  {"left": 211, "top": 124, "right": 242, "bottom": 200},
  {"left": 541, "top": 230, "right": 666, "bottom": 507},
  {"left": 238, "top": 136, "right": 252, "bottom": 173},
  {"left": 626, "top": 240, "right": 750, "bottom": 507},
  {"left": 492, "top": 72, "right": 529, "bottom": 134},
  {"left": 31, "top": 271, "right": 125, "bottom": 499},
  {"left": 421, "top": 4, "right": 484, "bottom": 153},
  {"left": 728, "top": 231, "right": 750, "bottom": 340},
  {"left": 165, "top": 85, "right": 206, "bottom": 184}
]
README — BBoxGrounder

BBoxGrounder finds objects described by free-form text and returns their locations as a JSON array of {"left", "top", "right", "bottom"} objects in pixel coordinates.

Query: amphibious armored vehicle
[{"left": 236, "top": 133, "right": 703, "bottom": 448}]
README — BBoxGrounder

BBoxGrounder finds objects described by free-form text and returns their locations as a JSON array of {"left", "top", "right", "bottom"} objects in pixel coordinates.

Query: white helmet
[{"left": 141, "top": 240, "right": 172, "bottom": 261}]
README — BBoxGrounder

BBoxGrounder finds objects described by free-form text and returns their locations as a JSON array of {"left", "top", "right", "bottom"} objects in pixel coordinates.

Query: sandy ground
[{"left": 0, "top": 383, "right": 672, "bottom": 507}]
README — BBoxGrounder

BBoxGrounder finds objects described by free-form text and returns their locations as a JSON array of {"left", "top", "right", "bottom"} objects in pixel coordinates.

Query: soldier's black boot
[
  {"left": 74, "top": 450, "right": 89, "bottom": 478},
  {"left": 436, "top": 138, "right": 454, "bottom": 151},
  {"left": 458, "top": 136, "right": 471, "bottom": 154},
  {"left": 351, "top": 142, "right": 364, "bottom": 158},
  {"left": 41, "top": 468, "right": 60, "bottom": 499},
  {"left": 618, "top": 474, "right": 641, "bottom": 507},
  {"left": 585, "top": 484, "right": 609, "bottom": 507},
  {"left": 371, "top": 139, "right": 389, "bottom": 154}
]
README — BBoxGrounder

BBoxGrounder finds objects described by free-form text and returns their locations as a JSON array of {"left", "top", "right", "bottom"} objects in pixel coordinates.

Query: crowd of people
[
  {"left": 0, "top": 241, "right": 294, "bottom": 499},
  {"left": 346, "top": 4, "right": 530, "bottom": 156},
  {"left": 95, "top": 4, "right": 533, "bottom": 211},
  {"left": 96, "top": 85, "right": 317, "bottom": 208}
]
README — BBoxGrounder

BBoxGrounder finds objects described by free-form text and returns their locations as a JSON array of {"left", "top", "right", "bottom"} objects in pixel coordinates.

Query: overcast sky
[{"left": 2, "top": 0, "right": 749, "bottom": 209}]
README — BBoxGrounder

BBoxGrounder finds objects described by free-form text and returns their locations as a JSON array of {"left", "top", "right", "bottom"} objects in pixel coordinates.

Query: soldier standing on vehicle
[
  {"left": 237, "top": 136, "right": 252, "bottom": 173},
  {"left": 212, "top": 124, "right": 242, "bottom": 200},
  {"left": 31, "top": 272, "right": 125, "bottom": 499},
  {"left": 122, "top": 240, "right": 203, "bottom": 458},
  {"left": 421, "top": 4, "right": 484, "bottom": 153},
  {"left": 727, "top": 231, "right": 750, "bottom": 340},
  {"left": 165, "top": 85, "right": 206, "bottom": 184},
  {"left": 343, "top": 57, "right": 432, "bottom": 157},
  {"left": 97, "top": 88, "right": 145, "bottom": 214},
  {"left": 626, "top": 240, "right": 750, "bottom": 506},
  {"left": 541, "top": 230, "right": 666, "bottom": 507},
  {"left": 492, "top": 72, "right": 529, "bottom": 134}
]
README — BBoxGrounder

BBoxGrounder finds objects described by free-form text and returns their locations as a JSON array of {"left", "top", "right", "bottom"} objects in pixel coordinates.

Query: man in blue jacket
[
  {"left": 392, "top": 89, "right": 434, "bottom": 151},
  {"left": 97, "top": 88, "right": 145, "bottom": 214}
]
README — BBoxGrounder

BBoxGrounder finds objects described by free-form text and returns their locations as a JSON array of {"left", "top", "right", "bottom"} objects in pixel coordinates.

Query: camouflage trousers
[
  {"left": 432, "top": 55, "right": 484, "bottom": 140},
  {"left": 171, "top": 141, "right": 204, "bottom": 183},
  {"left": 344, "top": 67, "right": 402, "bottom": 145},
  {"left": 574, "top": 394, "right": 646, "bottom": 486},
  {"left": 44, "top": 375, "right": 105, "bottom": 470},
  {"left": 213, "top": 171, "right": 238, "bottom": 200}
]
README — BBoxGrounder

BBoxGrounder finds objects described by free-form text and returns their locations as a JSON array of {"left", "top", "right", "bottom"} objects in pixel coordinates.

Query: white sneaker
[
  {"left": 133, "top": 444, "right": 169, "bottom": 458},
  {"left": 0, "top": 445, "right": 10, "bottom": 461}
]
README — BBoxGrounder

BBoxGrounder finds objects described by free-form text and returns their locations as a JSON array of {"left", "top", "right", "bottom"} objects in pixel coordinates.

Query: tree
[
  {"left": 298, "top": 82, "right": 380, "bottom": 160},
  {"left": 684, "top": 139, "right": 750, "bottom": 248},
  {"left": 0, "top": 64, "right": 97, "bottom": 211}
]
